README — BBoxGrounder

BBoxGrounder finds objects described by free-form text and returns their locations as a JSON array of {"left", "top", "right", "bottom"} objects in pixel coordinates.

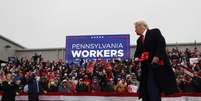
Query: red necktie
[{"left": 140, "top": 35, "right": 144, "bottom": 44}]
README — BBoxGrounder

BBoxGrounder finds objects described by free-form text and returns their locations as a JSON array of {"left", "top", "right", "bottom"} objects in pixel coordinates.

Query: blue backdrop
[{"left": 65, "top": 34, "right": 130, "bottom": 62}]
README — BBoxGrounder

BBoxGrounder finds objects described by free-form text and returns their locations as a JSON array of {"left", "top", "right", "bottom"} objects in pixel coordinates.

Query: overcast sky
[{"left": 0, "top": 0, "right": 200, "bottom": 48}]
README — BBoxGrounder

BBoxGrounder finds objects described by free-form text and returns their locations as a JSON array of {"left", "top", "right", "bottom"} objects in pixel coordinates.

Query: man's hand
[
  {"left": 152, "top": 56, "right": 159, "bottom": 64},
  {"left": 16, "top": 92, "right": 20, "bottom": 95},
  {"left": 134, "top": 58, "right": 139, "bottom": 62},
  {"left": 43, "top": 90, "right": 47, "bottom": 94}
]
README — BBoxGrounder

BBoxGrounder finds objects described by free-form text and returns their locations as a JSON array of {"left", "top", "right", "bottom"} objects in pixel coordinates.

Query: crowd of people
[
  {"left": 0, "top": 47, "right": 201, "bottom": 97},
  {"left": 167, "top": 47, "right": 201, "bottom": 92}
]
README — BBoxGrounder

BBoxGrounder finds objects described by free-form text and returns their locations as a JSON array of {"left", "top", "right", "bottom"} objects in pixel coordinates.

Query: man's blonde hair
[{"left": 134, "top": 20, "right": 149, "bottom": 29}]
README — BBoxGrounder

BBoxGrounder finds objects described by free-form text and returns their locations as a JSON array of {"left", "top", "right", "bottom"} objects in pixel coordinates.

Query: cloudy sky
[{"left": 0, "top": 0, "right": 200, "bottom": 48}]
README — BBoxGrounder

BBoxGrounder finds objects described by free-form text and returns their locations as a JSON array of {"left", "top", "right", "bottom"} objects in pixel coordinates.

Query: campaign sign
[{"left": 65, "top": 34, "right": 130, "bottom": 62}]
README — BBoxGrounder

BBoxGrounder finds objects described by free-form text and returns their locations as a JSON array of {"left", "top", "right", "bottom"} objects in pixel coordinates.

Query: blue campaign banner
[{"left": 65, "top": 34, "right": 130, "bottom": 62}]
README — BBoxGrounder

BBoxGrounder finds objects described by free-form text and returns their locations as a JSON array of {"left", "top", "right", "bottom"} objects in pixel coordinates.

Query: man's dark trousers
[{"left": 142, "top": 65, "right": 161, "bottom": 101}]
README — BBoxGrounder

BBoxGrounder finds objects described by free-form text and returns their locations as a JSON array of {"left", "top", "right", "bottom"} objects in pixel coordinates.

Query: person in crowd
[
  {"left": 76, "top": 78, "right": 89, "bottom": 92},
  {"left": 192, "top": 73, "right": 201, "bottom": 92},
  {"left": 48, "top": 79, "right": 58, "bottom": 92},
  {"left": 91, "top": 78, "right": 101, "bottom": 92},
  {"left": 39, "top": 76, "right": 48, "bottom": 94},
  {"left": 102, "top": 80, "right": 114, "bottom": 92},
  {"left": 114, "top": 78, "right": 127, "bottom": 93},
  {"left": 127, "top": 74, "right": 139, "bottom": 93},
  {"left": 27, "top": 73, "right": 40, "bottom": 101},
  {"left": 58, "top": 79, "right": 76, "bottom": 93},
  {"left": 1, "top": 72, "right": 19, "bottom": 101},
  {"left": 14, "top": 77, "right": 23, "bottom": 93},
  {"left": 58, "top": 79, "right": 71, "bottom": 93}
]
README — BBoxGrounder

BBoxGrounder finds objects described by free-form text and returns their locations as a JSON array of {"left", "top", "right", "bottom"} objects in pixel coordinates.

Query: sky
[{"left": 0, "top": 0, "right": 201, "bottom": 48}]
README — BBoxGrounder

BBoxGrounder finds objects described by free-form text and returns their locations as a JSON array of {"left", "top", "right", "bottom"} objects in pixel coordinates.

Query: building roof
[
  {"left": 15, "top": 42, "right": 201, "bottom": 51},
  {"left": 16, "top": 47, "right": 64, "bottom": 52},
  {"left": 0, "top": 34, "right": 26, "bottom": 49}
]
